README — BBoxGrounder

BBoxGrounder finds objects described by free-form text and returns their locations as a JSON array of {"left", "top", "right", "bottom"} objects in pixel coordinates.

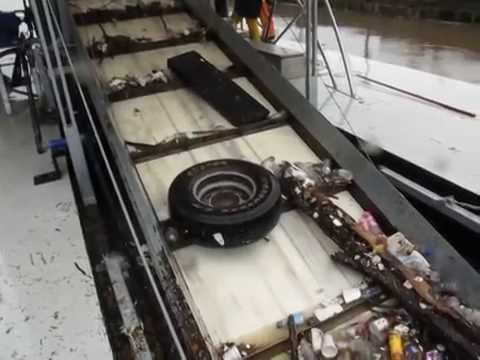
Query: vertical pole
[
  {"left": 31, "top": 0, "right": 96, "bottom": 205},
  {"left": 305, "top": 0, "right": 318, "bottom": 106},
  {"left": 316, "top": 40, "right": 337, "bottom": 90},
  {"left": 305, "top": 0, "right": 311, "bottom": 102},
  {"left": 311, "top": 0, "right": 318, "bottom": 107},
  {"left": 323, "top": 0, "right": 355, "bottom": 97},
  {"left": 55, "top": 0, "right": 73, "bottom": 44},
  {"left": 40, "top": 0, "right": 76, "bottom": 126}
]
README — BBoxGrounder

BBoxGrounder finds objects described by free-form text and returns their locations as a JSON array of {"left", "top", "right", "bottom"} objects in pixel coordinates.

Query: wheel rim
[{"left": 192, "top": 171, "right": 257, "bottom": 209}]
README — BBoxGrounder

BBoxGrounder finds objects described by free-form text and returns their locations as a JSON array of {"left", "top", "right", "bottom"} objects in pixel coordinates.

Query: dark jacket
[{"left": 234, "top": 0, "right": 262, "bottom": 18}]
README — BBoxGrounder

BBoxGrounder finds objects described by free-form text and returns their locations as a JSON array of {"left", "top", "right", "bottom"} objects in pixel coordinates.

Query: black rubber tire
[{"left": 168, "top": 159, "right": 282, "bottom": 247}]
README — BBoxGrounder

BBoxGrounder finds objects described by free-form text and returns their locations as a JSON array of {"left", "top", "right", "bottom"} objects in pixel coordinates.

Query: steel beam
[
  {"left": 31, "top": 0, "right": 96, "bottom": 206},
  {"left": 381, "top": 167, "right": 480, "bottom": 235}
]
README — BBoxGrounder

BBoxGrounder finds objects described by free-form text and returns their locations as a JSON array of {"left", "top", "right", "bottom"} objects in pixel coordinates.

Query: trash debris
[
  {"left": 369, "top": 317, "right": 389, "bottom": 344},
  {"left": 310, "top": 328, "right": 323, "bottom": 354},
  {"left": 425, "top": 349, "right": 442, "bottom": 360},
  {"left": 321, "top": 333, "right": 338, "bottom": 358},
  {"left": 388, "top": 330, "right": 403, "bottom": 360},
  {"left": 358, "top": 212, "right": 385, "bottom": 239},
  {"left": 445, "top": 296, "right": 480, "bottom": 327},
  {"left": 164, "top": 227, "right": 179, "bottom": 243},
  {"left": 261, "top": 157, "right": 353, "bottom": 198},
  {"left": 387, "top": 232, "right": 430, "bottom": 276},
  {"left": 222, "top": 345, "right": 242, "bottom": 360},
  {"left": 404, "top": 342, "right": 423, "bottom": 360},
  {"left": 261, "top": 157, "right": 480, "bottom": 359},
  {"left": 108, "top": 77, "right": 128, "bottom": 92},
  {"left": 393, "top": 323, "right": 409, "bottom": 337},
  {"left": 213, "top": 232, "right": 225, "bottom": 247},
  {"left": 107, "top": 70, "right": 169, "bottom": 93},
  {"left": 342, "top": 287, "right": 362, "bottom": 304},
  {"left": 298, "top": 338, "right": 316, "bottom": 360},
  {"left": 314, "top": 304, "right": 344, "bottom": 322}
]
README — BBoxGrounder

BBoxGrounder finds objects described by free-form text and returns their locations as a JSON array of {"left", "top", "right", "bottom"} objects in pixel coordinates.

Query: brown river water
[{"left": 276, "top": 7, "right": 480, "bottom": 84}]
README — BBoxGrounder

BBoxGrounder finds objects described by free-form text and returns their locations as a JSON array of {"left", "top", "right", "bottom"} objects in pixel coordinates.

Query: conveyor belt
[
  {"left": 72, "top": 4, "right": 365, "bottom": 351},
  {"left": 64, "top": 0, "right": 480, "bottom": 358}
]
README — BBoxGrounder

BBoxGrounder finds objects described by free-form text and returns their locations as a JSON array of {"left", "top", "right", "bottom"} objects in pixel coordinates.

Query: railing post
[{"left": 323, "top": 0, "right": 355, "bottom": 97}]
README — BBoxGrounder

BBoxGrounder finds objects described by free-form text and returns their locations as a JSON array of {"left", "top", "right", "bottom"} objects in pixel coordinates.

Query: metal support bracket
[{"left": 34, "top": 138, "right": 67, "bottom": 185}]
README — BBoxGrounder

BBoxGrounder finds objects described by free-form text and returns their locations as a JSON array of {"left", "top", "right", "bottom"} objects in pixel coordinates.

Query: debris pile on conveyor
[
  {"left": 222, "top": 158, "right": 480, "bottom": 359},
  {"left": 107, "top": 69, "right": 168, "bottom": 92},
  {"left": 87, "top": 24, "right": 205, "bottom": 60}
]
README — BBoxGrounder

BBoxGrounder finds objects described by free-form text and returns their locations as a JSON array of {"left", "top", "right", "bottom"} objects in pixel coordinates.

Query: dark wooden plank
[{"left": 167, "top": 50, "right": 270, "bottom": 126}]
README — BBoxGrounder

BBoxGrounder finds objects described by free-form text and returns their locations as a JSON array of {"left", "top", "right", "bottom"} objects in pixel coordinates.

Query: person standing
[
  {"left": 233, "top": 0, "right": 262, "bottom": 40},
  {"left": 260, "top": 0, "right": 276, "bottom": 41}
]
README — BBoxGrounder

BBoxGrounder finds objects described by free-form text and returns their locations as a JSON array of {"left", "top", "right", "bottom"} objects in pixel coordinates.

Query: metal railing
[
  {"left": 274, "top": 0, "right": 355, "bottom": 98},
  {"left": 29, "top": 1, "right": 188, "bottom": 358}
]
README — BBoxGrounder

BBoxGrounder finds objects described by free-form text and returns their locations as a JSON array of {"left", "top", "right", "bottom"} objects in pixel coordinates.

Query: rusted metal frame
[
  {"left": 74, "top": 4, "right": 186, "bottom": 26},
  {"left": 128, "top": 118, "right": 288, "bottom": 164},
  {"left": 87, "top": 30, "right": 205, "bottom": 59}
]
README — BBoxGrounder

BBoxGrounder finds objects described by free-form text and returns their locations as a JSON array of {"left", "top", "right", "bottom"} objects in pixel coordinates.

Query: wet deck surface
[
  {"left": 0, "top": 103, "right": 112, "bottom": 359},
  {"left": 279, "top": 37, "right": 480, "bottom": 196},
  {"left": 272, "top": 5, "right": 480, "bottom": 196}
]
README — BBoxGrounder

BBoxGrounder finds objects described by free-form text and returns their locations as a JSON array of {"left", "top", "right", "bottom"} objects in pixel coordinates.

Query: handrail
[
  {"left": 38, "top": 0, "right": 188, "bottom": 357},
  {"left": 322, "top": 0, "right": 355, "bottom": 97},
  {"left": 273, "top": 0, "right": 355, "bottom": 97}
]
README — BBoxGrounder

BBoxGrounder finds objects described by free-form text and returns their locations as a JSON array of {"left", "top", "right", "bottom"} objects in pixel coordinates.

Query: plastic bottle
[{"left": 388, "top": 330, "right": 404, "bottom": 360}]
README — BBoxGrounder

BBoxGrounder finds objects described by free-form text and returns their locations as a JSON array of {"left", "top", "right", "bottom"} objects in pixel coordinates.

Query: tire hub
[{"left": 193, "top": 171, "right": 257, "bottom": 209}]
